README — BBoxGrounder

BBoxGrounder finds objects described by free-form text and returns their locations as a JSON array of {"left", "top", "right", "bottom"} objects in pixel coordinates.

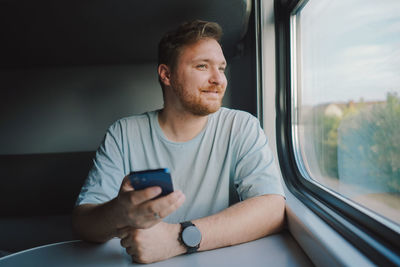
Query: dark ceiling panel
[{"left": 0, "top": 0, "right": 251, "bottom": 67}]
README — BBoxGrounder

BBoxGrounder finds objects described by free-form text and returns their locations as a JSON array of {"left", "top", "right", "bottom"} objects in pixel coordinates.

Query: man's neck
[{"left": 158, "top": 108, "right": 209, "bottom": 143}]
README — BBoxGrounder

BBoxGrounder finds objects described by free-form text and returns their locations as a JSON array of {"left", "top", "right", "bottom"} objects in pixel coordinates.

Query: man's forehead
[{"left": 181, "top": 39, "right": 226, "bottom": 64}]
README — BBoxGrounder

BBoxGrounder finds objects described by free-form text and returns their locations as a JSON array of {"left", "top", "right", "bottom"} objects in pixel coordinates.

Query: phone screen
[{"left": 128, "top": 168, "right": 174, "bottom": 197}]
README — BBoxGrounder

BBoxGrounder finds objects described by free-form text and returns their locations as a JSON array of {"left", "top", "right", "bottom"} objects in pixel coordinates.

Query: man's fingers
[
  {"left": 119, "top": 238, "right": 128, "bottom": 248},
  {"left": 117, "top": 186, "right": 183, "bottom": 229},
  {"left": 147, "top": 190, "right": 186, "bottom": 218},
  {"left": 159, "top": 194, "right": 186, "bottom": 218},
  {"left": 129, "top": 186, "right": 162, "bottom": 206},
  {"left": 117, "top": 226, "right": 131, "bottom": 239},
  {"left": 119, "top": 176, "right": 135, "bottom": 194},
  {"left": 120, "top": 236, "right": 130, "bottom": 248}
]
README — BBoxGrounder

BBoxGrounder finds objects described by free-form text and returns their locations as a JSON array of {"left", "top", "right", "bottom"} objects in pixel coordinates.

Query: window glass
[{"left": 294, "top": 0, "right": 400, "bottom": 225}]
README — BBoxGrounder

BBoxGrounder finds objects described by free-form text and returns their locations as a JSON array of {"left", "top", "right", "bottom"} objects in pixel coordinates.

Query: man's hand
[
  {"left": 72, "top": 176, "right": 185, "bottom": 243},
  {"left": 118, "top": 222, "right": 185, "bottom": 264},
  {"left": 115, "top": 176, "right": 186, "bottom": 229}
]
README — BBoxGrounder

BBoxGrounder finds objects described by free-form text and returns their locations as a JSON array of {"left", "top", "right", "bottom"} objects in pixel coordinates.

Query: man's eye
[
  {"left": 197, "top": 64, "right": 207, "bottom": 69},
  {"left": 219, "top": 67, "right": 226, "bottom": 73}
]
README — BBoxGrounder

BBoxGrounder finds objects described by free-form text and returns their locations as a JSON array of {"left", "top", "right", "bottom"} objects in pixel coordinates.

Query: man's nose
[{"left": 209, "top": 67, "right": 225, "bottom": 85}]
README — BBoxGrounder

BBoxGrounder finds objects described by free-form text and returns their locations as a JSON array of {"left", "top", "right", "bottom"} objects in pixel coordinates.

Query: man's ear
[{"left": 158, "top": 64, "right": 171, "bottom": 86}]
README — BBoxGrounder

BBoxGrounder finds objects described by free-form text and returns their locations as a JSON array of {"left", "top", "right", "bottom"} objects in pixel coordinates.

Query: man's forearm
[
  {"left": 72, "top": 199, "right": 122, "bottom": 243},
  {"left": 117, "top": 194, "right": 285, "bottom": 263},
  {"left": 193, "top": 194, "right": 285, "bottom": 251}
]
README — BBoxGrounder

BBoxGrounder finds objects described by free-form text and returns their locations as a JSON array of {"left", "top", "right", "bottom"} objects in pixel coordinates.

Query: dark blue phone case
[{"left": 128, "top": 168, "right": 174, "bottom": 197}]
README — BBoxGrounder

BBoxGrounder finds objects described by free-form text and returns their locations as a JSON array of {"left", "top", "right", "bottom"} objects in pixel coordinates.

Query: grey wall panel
[
  {"left": 0, "top": 0, "right": 250, "bottom": 67},
  {"left": 0, "top": 64, "right": 163, "bottom": 154},
  {"left": 227, "top": 13, "right": 257, "bottom": 117}
]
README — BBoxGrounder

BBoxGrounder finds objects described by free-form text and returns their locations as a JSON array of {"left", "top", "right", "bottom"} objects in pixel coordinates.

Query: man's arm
[
  {"left": 72, "top": 176, "right": 186, "bottom": 243},
  {"left": 119, "top": 194, "right": 285, "bottom": 263},
  {"left": 195, "top": 194, "right": 285, "bottom": 250},
  {"left": 72, "top": 201, "right": 123, "bottom": 243}
]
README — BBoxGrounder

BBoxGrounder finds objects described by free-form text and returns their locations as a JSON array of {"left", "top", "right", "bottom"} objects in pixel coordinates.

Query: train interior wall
[{"left": 0, "top": 14, "right": 257, "bottom": 255}]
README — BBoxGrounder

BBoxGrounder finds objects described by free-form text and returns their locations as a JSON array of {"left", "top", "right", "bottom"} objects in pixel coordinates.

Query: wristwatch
[{"left": 179, "top": 221, "right": 202, "bottom": 254}]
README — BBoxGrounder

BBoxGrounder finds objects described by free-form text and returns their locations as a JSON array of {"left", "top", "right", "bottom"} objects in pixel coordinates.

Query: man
[{"left": 72, "top": 20, "right": 285, "bottom": 264}]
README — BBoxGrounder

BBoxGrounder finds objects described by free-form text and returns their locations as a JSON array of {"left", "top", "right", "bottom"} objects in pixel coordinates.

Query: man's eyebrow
[{"left": 192, "top": 58, "right": 227, "bottom": 65}]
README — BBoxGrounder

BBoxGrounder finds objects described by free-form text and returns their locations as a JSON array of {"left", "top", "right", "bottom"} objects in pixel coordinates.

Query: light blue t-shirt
[{"left": 76, "top": 108, "right": 284, "bottom": 223}]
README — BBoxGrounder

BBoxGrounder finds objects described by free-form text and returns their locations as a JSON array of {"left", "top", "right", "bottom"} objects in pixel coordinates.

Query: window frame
[{"left": 274, "top": 0, "right": 400, "bottom": 265}]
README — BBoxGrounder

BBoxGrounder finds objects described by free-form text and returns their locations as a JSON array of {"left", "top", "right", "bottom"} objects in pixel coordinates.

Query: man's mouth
[
  {"left": 200, "top": 86, "right": 224, "bottom": 95},
  {"left": 201, "top": 90, "right": 219, "bottom": 93}
]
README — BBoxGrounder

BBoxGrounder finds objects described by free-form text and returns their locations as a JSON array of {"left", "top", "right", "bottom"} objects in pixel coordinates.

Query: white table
[{"left": 0, "top": 231, "right": 313, "bottom": 266}]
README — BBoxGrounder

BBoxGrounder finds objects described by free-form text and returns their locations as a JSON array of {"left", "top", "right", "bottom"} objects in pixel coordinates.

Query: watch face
[{"left": 182, "top": 225, "right": 202, "bottom": 247}]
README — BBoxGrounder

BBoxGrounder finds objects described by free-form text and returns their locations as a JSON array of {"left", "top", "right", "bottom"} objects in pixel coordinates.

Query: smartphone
[{"left": 128, "top": 168, "right": 174, "bottom": 197}]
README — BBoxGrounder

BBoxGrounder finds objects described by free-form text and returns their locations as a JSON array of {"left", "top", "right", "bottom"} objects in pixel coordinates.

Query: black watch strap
[
  {"left": 181, "top": 221, "right": 194, "bottom": 228},
  {"left": 180, "top": 221, "right": 201, "bottom": 254}
]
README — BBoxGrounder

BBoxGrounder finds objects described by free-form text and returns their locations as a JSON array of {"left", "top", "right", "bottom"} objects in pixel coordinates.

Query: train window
[
  {"left": 291, "top": 0, "right": 400, "bottom": 227},
  {"left": 272, "top": 0, "right": 400, "bottom": 264}
]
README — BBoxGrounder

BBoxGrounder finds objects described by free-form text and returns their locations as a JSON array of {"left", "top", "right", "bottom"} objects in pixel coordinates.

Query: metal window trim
[{"left": 255, "top": 0, "right": 264, "bottom": 127}]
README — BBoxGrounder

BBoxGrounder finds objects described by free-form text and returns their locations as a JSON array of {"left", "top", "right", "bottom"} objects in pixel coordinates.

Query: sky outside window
[{"left": 300, "top": 0, "right": 400, "bottom": 105}]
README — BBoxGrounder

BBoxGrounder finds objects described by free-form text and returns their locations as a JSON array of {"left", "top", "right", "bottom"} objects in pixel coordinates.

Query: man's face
[{"left": 169, "top": 38, "right": 227, "bottom": 116}]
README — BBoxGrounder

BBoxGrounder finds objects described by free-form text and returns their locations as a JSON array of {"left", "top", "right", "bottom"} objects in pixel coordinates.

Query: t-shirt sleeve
[
  {"left": 75, "top": 121, "right": 126, "bottom": 206},
  {"left": 234, "top": 115, "right": 285, "bottom": 201}
]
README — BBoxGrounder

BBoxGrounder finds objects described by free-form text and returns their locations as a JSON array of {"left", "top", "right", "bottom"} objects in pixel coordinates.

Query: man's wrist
[{"left": 108, "top": 197, "right": 129, "bottom": 230}]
